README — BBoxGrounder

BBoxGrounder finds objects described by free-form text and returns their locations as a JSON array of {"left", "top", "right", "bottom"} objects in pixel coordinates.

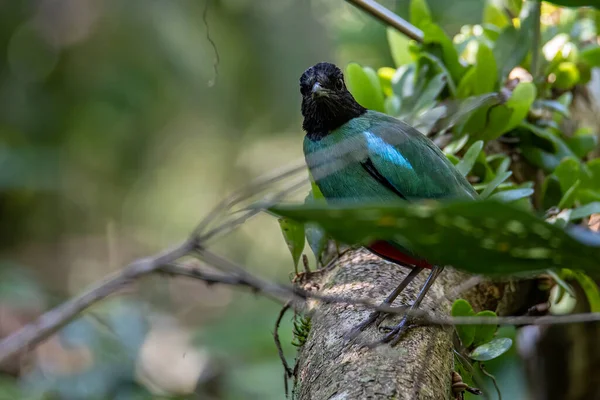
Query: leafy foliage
[
  {"left": 271, "top": 1, "right": 600, "bottom": 399},
  {"left": 277, "top": 0, "right": 600, "bottom": 278},
  {"left": 271, "top": 199, "right": 600, "bottom": 276},
  {"left": 278, "top": 218, "right": 305, "bottom": 273},
  {"left": 469, "top": 337, "right": 513, "bottom": 361}
]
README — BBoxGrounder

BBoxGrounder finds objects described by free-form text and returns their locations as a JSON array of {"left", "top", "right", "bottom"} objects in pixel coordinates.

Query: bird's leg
[
  {"left": 377, "top": 265, "right": 444, "bottom": 347},
  {"left": 345, "top": 267, "right": 423, "bottom": 340}
]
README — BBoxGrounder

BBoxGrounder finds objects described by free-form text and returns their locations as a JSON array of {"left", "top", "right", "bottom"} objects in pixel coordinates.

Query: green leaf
[
  {"left": 268, "top": 200, "right": 600, "bottom": 276},
  {"left": 558, "top": 180, "right": 580, "bottom": 209},
  {"left": 493, "top": 2, "right": 535, "bottom": 80},
  {"left": 480, "top": 171, "right": 513, "bottom": 199},
  {"left": 278, "top": 218, "right": 305, "bottom": 271},
  {"left": 443, "top": 134, "right": 470, "bottom": 155},
  {"left": 488, "top": 188, "right": 534, "bottom": 202},
  {"left": 506, "top": 0, "right": 523, "bottom": 15},
  {"left": 410, "top": 0, "right": 432, "bottom": 29},
  {"left": 456, "top": 43, "right": 497, "bottom": 98},
  {"left": 384, "top": 94, "right": 402, "bottom": 116},
  {"left": 580, "top": 44, "right": 600, "bottom": 67},
  {"left": 542, "top": 175, "right": 562, "bottom": 210},
  {"left": 479, "top": 82, "right": 537, "bottom": 142},
  {"left": 456, "top": 140, "right": 484, "bottom": 176},
  {"left": 554, "top": 157, "right": 581, "bottom": 194},
  {"left": 503, "top": 83, "right": 537, "bottom": 132},
  {"left": 519, "top": 122, "right": 578, "bottom": 172},
  {"left": 483, "top": 1, "right": 510, "bottom": 28},
  {"left": 562, "top": 269, "right": 600, "bottom": 312},
  {"left": 392, "top": 63, "right": 417, "bottom": 99},
  {"left": 452, "top": 299, "right": 476, "bottom": 347},
  {"left": 387, "top": 28, "right": 414, "bottom": 68},
  {"left": 420, "top": 21, "right": 466, "bottom": 83},
  {"left": 345, "top": 63, "right": 385, "bottom": 112},
  {"left": 469, "top": 337, "right": 513, "bottom": 361},
  {"left": 535, "top": 99, "right": 570, "bottom": 118},
  {"left": 472, "top": 310, "right": 498, "bottom": 347},
  {"left": 566, "top": 134, "right": 598, "bottom": 159},
  {"left": 305, "top": 223, "right": 328, "bottom": 262},
  {"left": 570, "top": 202, "right": 600, "bottom": 221},
  {"left": 413, "top": 73, "right": 447, "bottom": 112}
]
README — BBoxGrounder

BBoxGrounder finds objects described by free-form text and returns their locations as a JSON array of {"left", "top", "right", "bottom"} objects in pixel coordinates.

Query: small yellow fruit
[{"left": 551, "top": 61, "right": 580, "bottom": 90}]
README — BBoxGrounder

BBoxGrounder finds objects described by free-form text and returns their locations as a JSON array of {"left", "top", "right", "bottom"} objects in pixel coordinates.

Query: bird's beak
[{"left": 311, "top": 82, "right": 327, "bottom": 97}]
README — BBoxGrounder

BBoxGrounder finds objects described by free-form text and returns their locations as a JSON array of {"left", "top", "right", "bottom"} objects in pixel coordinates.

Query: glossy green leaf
[
  {"left": 480, "top": 82, "right": 536, "bottom": 141},
  {"left": 446, "top": 153, "right": 460, "bottom": 165},
  {"left": 472, "top": 310, "right": 498, "bottom": 347},
  {"left": 305, "top": 223, "right": 328, "bottom": 262},
  {"left": 420, "top": 21, "right": 466, "bottom": 83},
  {"left": 278, "top": 218, "right": 305, "bottom": 271},
  {"left": 554, "top": 157, "right": 581, "bottom": 193},
  {"left": 387, "top": 28, "right": 414, "bottom": 68},
  {"left": 488, "top": 188, "right": 534, "bottom": 202},
  {"left": 392, "top": 64, "right": 417, "bottom": 99},
  {"left": 456, "top": 140, "right": 484, "bottom": 176},
  {"left": 410, "top": 0, "right": 432, "bottom": 28},
  {"left": 443, "top": 134, "right": 469, "bottom": 155},
  {"left": 558, "top": 180, "right": 580, "bottom": 209},
  {"left": 457, "top": 43, "right": 497, "bottom": 98},
  {"left": 413, "top": 73, "right": 447, "bottom": 112},
  {"left": 570, "top": 202, "right": 600, "bottom": 221},
  {"left": 469, "top": 337, "right": 513, "bottom": 361},
  {"left": 576, "top": 272, "right": 600, "bottom": 312},
  {"left": 268, "top": 199, "right": 600, "bottom": 276},
  {"left": 309, "top": 180, "right": 325, "bottom": 200},
  {"left": 504, "top": 83, "right": 537, "bottom": 130},
  {"left": 480, "top": 171, "right": 513, "bottom": 199},
  {"left": 345, "top": 63, "right": 385, "bottom": 112},
  {"left": 378, "top": 67, "right": 395, "bottom": 97},
  {"left": 384, "top": 94, "right": 402, "bottom": 116},
  {"left": 452, "top": 299, "right": 476, "bottom": 347},
  {"left": 417, "top": 52, "right": 458, "bottom": 96}
]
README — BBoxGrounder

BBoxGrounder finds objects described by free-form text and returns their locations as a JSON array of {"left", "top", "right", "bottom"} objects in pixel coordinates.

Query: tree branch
[
  {"left": 292, "top": 249, "right": 465, "bottom": 400},
  {"left": 344, "top": 0, "right": 424, "bottom": 42},
  {"left": 2, "top": 239, "right": 600, "bottom": 368},
  {"left": 0, "top": 240, "right": 196, "bottom": 365}
]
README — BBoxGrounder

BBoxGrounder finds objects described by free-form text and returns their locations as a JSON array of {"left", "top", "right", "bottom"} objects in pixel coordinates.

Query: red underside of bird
[{"left": 367, "top": 240, "right": 433, "bottom": 270}]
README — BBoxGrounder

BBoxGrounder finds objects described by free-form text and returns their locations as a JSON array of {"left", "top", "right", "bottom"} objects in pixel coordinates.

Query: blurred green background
[{"left": 0, "top": 1, "right": 405, "bottom": 399}]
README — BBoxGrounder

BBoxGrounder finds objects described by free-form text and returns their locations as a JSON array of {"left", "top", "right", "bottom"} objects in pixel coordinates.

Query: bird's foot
[
  {"left": 374, "top": 317, "right": 420, "bottom": 347},
  {"left": 345, "top": 311, "right": 380, "bottom": 341}
]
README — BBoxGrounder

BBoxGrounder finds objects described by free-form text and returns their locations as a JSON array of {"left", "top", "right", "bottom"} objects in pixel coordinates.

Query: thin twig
[
  {"left": 274, "top": 302, "right": 293, "bottom": 397},
  {"left": 479, "top": 363, "right": 502, "bottom": 400},
  {"left": 7, "top": 243, "right": 600, "bottom": 366},
  {"left": 0, "top": 240, "right": 196, "bottom": 364},
  {"left": 345, "top": 0, "right": 424, "bottom": 42},
  {"left": 203, "top": 0, "right": 219, "bottom": 87}
]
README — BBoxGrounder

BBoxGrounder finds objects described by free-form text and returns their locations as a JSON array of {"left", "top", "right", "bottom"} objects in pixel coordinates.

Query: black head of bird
[{"left": 299, "top": 62, "right": 366, "bottom": 135}]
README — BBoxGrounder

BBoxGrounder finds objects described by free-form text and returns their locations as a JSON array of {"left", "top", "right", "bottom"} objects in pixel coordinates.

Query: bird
[{"left": 299, "top": 62, "right": 478, "bottom": 346}]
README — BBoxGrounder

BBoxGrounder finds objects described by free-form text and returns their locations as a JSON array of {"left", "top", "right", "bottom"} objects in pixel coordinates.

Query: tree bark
[{"left": 292, "top": 249, "right": 509, "bottom": 400}]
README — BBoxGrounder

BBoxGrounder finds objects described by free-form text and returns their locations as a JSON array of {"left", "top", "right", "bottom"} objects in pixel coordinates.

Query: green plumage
[{"left": 304, "top": 110, "right": 478, "bottom": 204}]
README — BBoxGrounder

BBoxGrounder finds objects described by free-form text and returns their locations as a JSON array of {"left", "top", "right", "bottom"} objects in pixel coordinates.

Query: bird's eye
[{"left": 335, "top": 78, "right": 344, "bottom": 90}]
